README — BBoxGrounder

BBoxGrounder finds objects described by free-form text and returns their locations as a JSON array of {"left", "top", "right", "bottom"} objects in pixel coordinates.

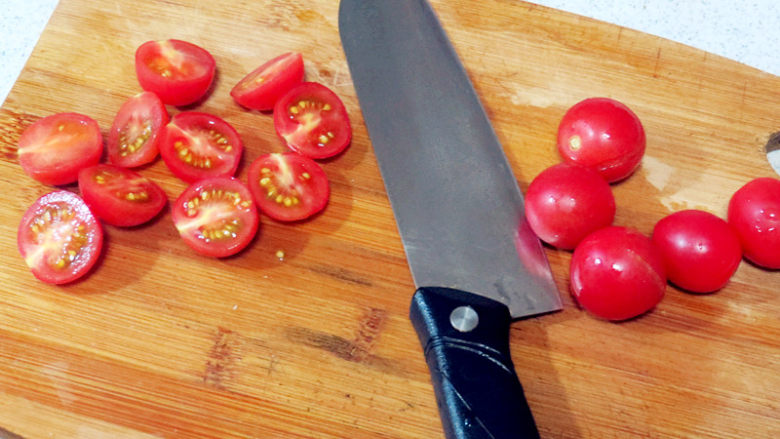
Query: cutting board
[{"left": 0, "top": 0, "right": 778, "bottom": 438}]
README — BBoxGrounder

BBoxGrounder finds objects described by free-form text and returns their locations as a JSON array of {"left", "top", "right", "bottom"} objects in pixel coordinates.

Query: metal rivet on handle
[{"left": 450, "top": 306, "right": 479, "bottom": 332}]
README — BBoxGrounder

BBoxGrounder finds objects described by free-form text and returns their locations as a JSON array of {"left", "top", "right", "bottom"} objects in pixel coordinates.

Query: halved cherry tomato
[
  {"left": 18, "top": 191, "right": 103, "bottom": 284},
  {"left": 274, "top": 82, "right": 351, "bottom": 159},
  {"left": 135, "top": 39, "right": 216, "bottom": 106},
  {"left": 172, "top": 177, "right": 258, "bottom": 258},
  {"left": 107, "top": 92, "right": 169, "bottom": 168},
  {"left": 18, "top": 113, "right": 102, "bottom": 185},
  {"left": 78, "top": 164, "right": 167, "bottom": 227},
  {"left": 525, "top": 163, "right": 615, "bottom": 250},
  {"left": 557, "top": 97, "right": 646, "bottom": 183},
  {"left": 728, "top": 177, "right": 780, "bottom": 269},
  {"left": 247, "top": 152, "right": 329, "bottom": 222},
  {"left": 570, "top": 226, "right": 666, "bottom": 321},
  {"left": 231, "top": 52, "right": 304, "bottom": 111},
  {"left": 159, "top": 112, "right": 243, "bottom": 183},
  {"left": 652, "top": 210, "right": 742, "bottom": 293}
]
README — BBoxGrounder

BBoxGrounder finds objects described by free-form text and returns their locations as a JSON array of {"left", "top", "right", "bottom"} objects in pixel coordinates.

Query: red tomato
[
  {"left": 18, "top": 113, "right": 102, "bottom": 185},
  {"left": 525, "top": 163, "right": 615, "bottom": 250},
  {"left": 231, "top": 52, "right": 304, "bottom": 111},
  {"left": 17, "top": 191, "right": 103, "bottom": 284},
  {"left": 652, "top": 210, "right": 742, "bottom": 293},
  {"left": 135, "top": 39, "right": 216, "bottom": 106},
  {"left": 728, "top": 177, "right": 780, "bottom": 269},
  {"left": 274, "top": 82, "right": 351, "bottom": 159},
  {"left": 107, "top": 92, "right": 169, "bottom": 168},
  {"left": 159, "top": 112, "right": 243, "bottom": 183},
  {"left": 78, "top": 164, "right": 167, "bottom": 227},
  {"left": 570, "top": 226, "right": 666, "bottom": 321},
  {"left": 557, "top": 97, "right": 646, "bottom": 183},
  {"left": 247, "top": 152, "right": 329, "bottom": 222},
  {"left": 172, "top": 176, "right": 258, "bottom": 258}
]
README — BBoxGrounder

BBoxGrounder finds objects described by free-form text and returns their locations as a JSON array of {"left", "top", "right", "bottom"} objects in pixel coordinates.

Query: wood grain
[{"left": 0, "top": 0, "right": 778, "bottom": 438}]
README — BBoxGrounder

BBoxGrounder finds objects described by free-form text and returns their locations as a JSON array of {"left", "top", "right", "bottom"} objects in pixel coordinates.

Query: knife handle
[{"left": 410, "top": 286, "right": 541, "bottom": 439}]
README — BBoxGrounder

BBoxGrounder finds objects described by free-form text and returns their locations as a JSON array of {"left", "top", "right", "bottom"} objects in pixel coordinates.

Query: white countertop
[{"left": 1, "top": 0, "right": 778, "bottom": 106}]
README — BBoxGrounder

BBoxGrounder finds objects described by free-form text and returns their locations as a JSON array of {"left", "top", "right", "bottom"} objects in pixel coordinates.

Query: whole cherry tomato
[
  {"left": 525, "top": 163, "right": 615, "bottom": 250},
  {"left": 728, "top": 177, "right": 780, "bottom": 269},
  {"left": 652, "top": 210, "right": 742, "bottom": 293},
  {"left": 570, "top": 226, "right": 666, "bottom": 321},
  {"left": 557, "top": 97, "right": 646, "bottom": 183}
]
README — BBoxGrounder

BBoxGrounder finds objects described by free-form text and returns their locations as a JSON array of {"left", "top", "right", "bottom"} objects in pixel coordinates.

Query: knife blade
[{"left": 338, "top": 1, "right": 562, "bottom": 438}]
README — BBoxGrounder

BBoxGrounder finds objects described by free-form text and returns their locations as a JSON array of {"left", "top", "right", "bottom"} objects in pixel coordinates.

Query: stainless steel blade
[{"left": 339, "top": 0, "right": 561, "bottom": 318}]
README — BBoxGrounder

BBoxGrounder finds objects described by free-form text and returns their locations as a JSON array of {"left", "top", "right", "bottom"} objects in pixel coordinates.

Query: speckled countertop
[{"left": 1, "top": 0, "right": 778, "bottom": 106}]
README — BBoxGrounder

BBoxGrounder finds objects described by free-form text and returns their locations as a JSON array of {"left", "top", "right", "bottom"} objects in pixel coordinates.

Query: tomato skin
[
  {"left": 18, "top": 113, "right": 103, "bottom": 186},
  {"left": 18, "top": 191, "right": 103, "bottom": 284},
  {"left": 525, "top": 163, "right": 615, "bottom": 250},
  {"left": 557, "top": 97, "right": 646, "bottom": 183},
  {"left": 78, "top": 164, "right": 167, "bottom": 227},
  {"left": 727, "top": 177, "right": 780, "bottom": 269},
  {"left": 231, "top": 52, "right": 304, "bottom": 111},
  {"left": 172, "top": 177, "right": 259, "bottom": 258},
  {"left": 135, "top": 39, "right": 216, "bottom": 106},
  {"left": 570, "top": 226, "right": 666, "bottom": 321},
  {"left": 247, "top": 152, "right": 330, "bottom": 222},
  {"left": 107, "top": 92, "right": 169, "bottom": 168},
  {"left": 652, "top": 210, "right": 742, "bottom": 293},
  {"left": 159, "top": 112, "right": 244, "bottom": 183},
  {"left": 274, "top": 82, "right": 351, "bottom": 159}
]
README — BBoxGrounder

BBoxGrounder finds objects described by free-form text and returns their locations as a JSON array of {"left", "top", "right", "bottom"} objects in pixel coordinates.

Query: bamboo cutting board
[{"left": 0, "top": 0, "right": 778, "bottom": 438}]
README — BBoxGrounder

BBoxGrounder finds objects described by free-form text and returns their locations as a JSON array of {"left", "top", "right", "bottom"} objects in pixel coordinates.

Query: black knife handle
[{"left": 410, "top": 287, "right": 540, "bottom": 439}]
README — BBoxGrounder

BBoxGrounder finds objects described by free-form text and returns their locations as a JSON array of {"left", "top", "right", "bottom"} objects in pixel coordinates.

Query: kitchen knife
[{"left": 338, "top": 1, "right": 562, "bottom": 438}]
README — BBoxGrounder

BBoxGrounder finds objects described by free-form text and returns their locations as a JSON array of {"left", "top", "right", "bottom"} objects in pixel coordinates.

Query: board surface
[{"left": 0, "top": 1, "right": 778, "bottom": 438}]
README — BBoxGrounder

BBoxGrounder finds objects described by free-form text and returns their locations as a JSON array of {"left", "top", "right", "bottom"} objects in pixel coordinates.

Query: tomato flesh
[
  {"left": 78, "top": 164, "right": 167, "bottom": 227},
  {"left": 18, "top": 113, "right": 103, "bottom": 186},
  {"left": 135, "top": 39, "right": 216, "bottom": 106},
  {"left": 525, "top": 163, "right": 615, "bottom": 250},
  {"left": 247, "top": 152, "right": 329, "bottom": 222},
  {"left": 160, "top": 112, "right": 243, "bottom": 183},
  {"left": 108, "top": 92, "right": 169, "bottom": 168},
  {"left": 727, "top": 177, "right": 780, "bottom": 269},
  {"left": 570, "top": 226, "right": 666, "bottom": 321},
  {"left": 652, "top": 210, "right": 742, "bottom": 293},
  {"left": 274, "top": 82, "right": 351, "bottom": 159},
  {"left": 18, "top": 191, "right": 103, "bottom": 284},
  {"left": 231, "top": 52, "right": 304, "bottom": 111},
  {"left": 557, "top": 97, "right": 646, "bottom": 183},
  {"left": 172, "top": 177, "right": 258, "bottom": 258}
]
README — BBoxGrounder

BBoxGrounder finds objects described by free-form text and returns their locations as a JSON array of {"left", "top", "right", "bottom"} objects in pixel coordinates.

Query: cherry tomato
[
  {"left": 160, "top": 112, "right": 243, "bottom": 183},
  {"left": 274, "top": 82, "right": 351, "bottom": 159},
  {"left": 247, "top": 152, "right": 329, "bottom": 222},
  {"left": 728, "top": 177, "right": 780, "bottom": 269},
  {"left": 107, "top": 92, "right": 169, "bottom": 168},
  {"left": 78, "top": 164, "right": 167, "bottom": 227},
  {"left": 525, "top": 163, "right": 615, "bottom": 250},
  {"left": 18, "top": 113, "right": 102, "bottom": 186},
  {"left": 557, "top": 97, "right": 646, "bottom": 183},
  {"left": 135, "top": 39, "right": 216, "bottom": 106},
  {"left": 18, "top": 191, "right": 103, "bottom": 284},
  {"left": 172, "top": 177, "right": 258, "bottom": 258},
  {"left": 570, "top": 226, "right": 666, "bottom": 321},
  {"left": 231, "top": 52, "right": 304, "bottom": 111},
  {"left": 652, "top": 210, "right": 742, "bottom": 293}
]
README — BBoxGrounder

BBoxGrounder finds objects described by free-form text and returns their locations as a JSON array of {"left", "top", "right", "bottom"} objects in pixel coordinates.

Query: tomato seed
[{"left": 119, "top": 121, "right": 152, "bottom": 156}]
